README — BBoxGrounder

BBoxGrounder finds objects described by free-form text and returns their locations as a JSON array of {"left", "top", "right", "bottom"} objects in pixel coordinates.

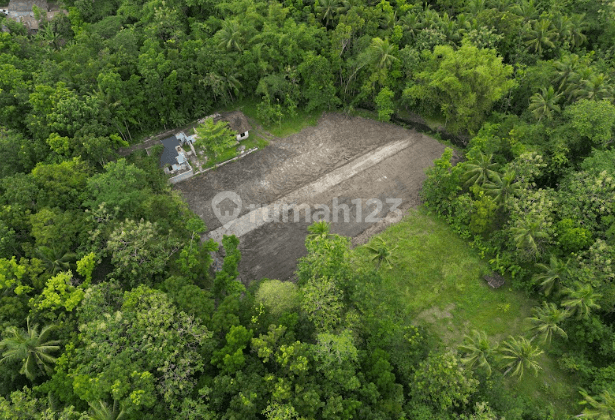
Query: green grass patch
[
  {"left": 241, "top": 134, "right": 269, "bottom": 150},
  {"left": 203, "top": 147, "right": 238, "bottom": 169},
  {"left": 352, "top": 208, "right": 578, "bottom": 418}
]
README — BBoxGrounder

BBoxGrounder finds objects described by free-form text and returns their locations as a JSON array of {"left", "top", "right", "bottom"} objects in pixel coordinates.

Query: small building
[
  {"left": 160, "top": 135, "right": 189, "bottom": 172},
  {"left": 199, "top": 111, "right": 252, "bottom": 141},
  {"left": 7, "top": 0, "right": 47, "bottom": 18},
  {"left": 218, "top": 111, "right": 252, "bottom": 141}
]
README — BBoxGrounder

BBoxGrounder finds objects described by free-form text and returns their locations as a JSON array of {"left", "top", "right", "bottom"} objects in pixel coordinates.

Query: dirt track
[{"left": 174, "top": 113, "right": 446, "bottom": 283}]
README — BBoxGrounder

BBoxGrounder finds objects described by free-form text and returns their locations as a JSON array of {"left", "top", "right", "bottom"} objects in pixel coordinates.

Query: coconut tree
[
  {"left": 553, "top": 54, "right": 580, "bottom": 93},
  {"left": 526, "top": 302, "right": 569, "bottom": 345},
  {"left": 532, "top": 255, "right": 570, "bottom": 296},
  {"left": 88, "top": 400, "right": 126, "bottom": 420},
  {"left": 216, "top": 20, "right": 244, "bottom": 52},
  {"left": 367, "top": 37, "right": 399, "bottom": 71},
  {"left": 34, "top": 246, "right": 76, "bottom": 275},
  {"left": 579, "top": 389, "right": 615, "bottom": 419},
  {"left": 466, "top": 0, "right": 486, "bottom": 17},
  {"left": 462, "top": 153, "right": 498, "bottom": 188},
  {"left": 524, "top": 19, "right": 557, "bottom": 56},
  {"left": 528, "top": 86, "right": 562, "bottom": 122},
  {"left": 458, "top": 330, "right": 493, "bottom": 377},
  {"left": 567, "top": 14, "right": 588, "bottom": 48},
  {"left": 561, "top": 282, "right": 601, "bottom": 320},
  {"left": 578, "top": 73, "right": 614, "bottom": 102},
  {"left": 510, "top": 218, "right": 550, "bottom": 259},
  {"left": 0, "top": 317, "right": 61, "bottom": 380},
  {"left": 315, "top": 0, "right": 342, "bottom": 27},
  {"left": 512, "top": 0, "right": 539, "bottom": 23},
  {"left": 483, "top": 170, "right": 520, "bottom": 205},
  {"left": 400, "top": 13, "right": 422, "bottom": 39},
  {"left": 365, "top": 237, "right": 397, "bottom": 270},
  {"left": 498, "top": 335, "right": 543, "bottom": 380}
]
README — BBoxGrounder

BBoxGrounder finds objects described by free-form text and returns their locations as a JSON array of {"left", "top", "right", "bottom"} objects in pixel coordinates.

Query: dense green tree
[
  {"left": 404, "top": 43, "right": 515, "bottom": 133},
  {"left": 67, "top": 285, "right": 212, "bottom": 416},
  {"left": 193, "top": 118, "right": 238, "bottom": 158},
  {"left": 411, "top": 351, "right": 479, "bottom": 412},
  {"left": 84, "top": 159, "right": 150, "bottom": 219},
  {"left": 106, "top": 219, "right": 180, "bottom": 288},
  {"left": 301, "top": 277, "right": 344, "bottom": 332}
]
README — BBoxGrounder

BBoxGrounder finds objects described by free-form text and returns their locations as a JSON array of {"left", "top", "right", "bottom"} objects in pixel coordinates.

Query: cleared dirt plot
[{"left": 174, "top": 113, "right": 447, "bottom": 283}]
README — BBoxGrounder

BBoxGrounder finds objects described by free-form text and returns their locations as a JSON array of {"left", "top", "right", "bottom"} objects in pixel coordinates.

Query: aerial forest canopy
[{"left": 0, "top": 0, "right": 615, "bottom": 418}]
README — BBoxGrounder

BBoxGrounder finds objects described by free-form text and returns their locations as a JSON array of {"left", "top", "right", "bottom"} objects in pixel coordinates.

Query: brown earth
[{"left": 174, "top": 113, "right": 447, "bottom": 283}]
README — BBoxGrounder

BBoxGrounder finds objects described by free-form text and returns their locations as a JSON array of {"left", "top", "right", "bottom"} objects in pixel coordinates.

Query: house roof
[
  {"left": 160, "top": 135, "right": 180, "bottom": 167},
  {"left": 217, "top": 111, "right": 252, "bottom": 134},
  {"left": 8, "top": 0, "right": 47, "bottom": 12}
]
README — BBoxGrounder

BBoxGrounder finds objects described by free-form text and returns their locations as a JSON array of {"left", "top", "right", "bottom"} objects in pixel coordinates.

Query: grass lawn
[{"left": 352, "top": 208, "right": 579, "bottom": 418}]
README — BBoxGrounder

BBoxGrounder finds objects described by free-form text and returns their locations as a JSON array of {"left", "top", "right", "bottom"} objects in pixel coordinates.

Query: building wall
[{"left": 169, "top": 169, "right": 194, "bottom": 184}]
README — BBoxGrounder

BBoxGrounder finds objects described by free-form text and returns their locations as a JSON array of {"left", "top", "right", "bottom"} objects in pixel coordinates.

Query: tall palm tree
[
  {"left": 524, "top": 19, "right": 557, "bottom": 56},
  {"left": 561, "top": 282, "right": 601, "bottom": 320},
  {"left": 564, "top": 65, "right": 594, "bottom": 103},
  {"left": 466, "top": 0, "right": 486, "bottom": 17},
  {"left": 532, "top": 256, "right": 569, "bottom": 296},
  {"left": 528, "top": 86, "right": 562, "bottom": 121},
  {"left": 510, "top": 218, "right": 550, "bottom": 258},
  {"left": 567, "top": 14, "right": 588, "bottom": 48},
  {"left": 0, "top": 317, "right": 61, "bottom": 380},
  {"left": 512, "top": 0, "right": 539, "bottom": 23},
  {"left": 216, "top": 20, "right": 244, "bottom": 52},
  {"left": 400, "top": 13, "right": 421, "bottom": 39},
  {"left": 483, "top": 170, "right": 520, "bottom": 205},
  {"left": 458, "top": 330, "right": 493, "bottom": 376},
  {"left": 553, "top": 54, "right": 580, "bottom": 93},
  {"left": 526, "top": 302, "right": 569, "bottom": 344},
  {"left": 315, "top": 0, "right": 342, "bottom": 27},
  {"left": 365, "top": 237, "right": 397, "bottom": 270},
  {"left": 578, "top": 73, "right": 614, "bottom": 102},
  {"left": 34, "top": 246, "right": 76, "bottom": 275},
  {"left": 579, "top": 389, "right": 615, "bottom": 419},
  {"left": 498, "top": 335, "right": 543, "bottom": 380},
  {"left": 340, "top": 0, "right": 362, "bottom": 14},
  {"left": 462, "top": 153, "right": 498, "bottom": 188},
  {"left": 367, "top": 38, "right": 399, "bottom": 71},
  {"left": 88, "top": 400, "right": 126, "bottom": 420}
]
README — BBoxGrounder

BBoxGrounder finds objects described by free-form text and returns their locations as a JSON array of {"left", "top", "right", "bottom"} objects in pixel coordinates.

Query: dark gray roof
[
  {"left": 160, "top": 135, "right": 180, "bottom": 167},
  {"left": 217, "top": 111, "right": 252, "bottom": 134}
]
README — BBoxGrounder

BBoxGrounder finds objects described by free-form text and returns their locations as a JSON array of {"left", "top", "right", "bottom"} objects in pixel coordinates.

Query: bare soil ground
[{"left": 174, "top": 113, "right": 447, "bottom": 283}]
